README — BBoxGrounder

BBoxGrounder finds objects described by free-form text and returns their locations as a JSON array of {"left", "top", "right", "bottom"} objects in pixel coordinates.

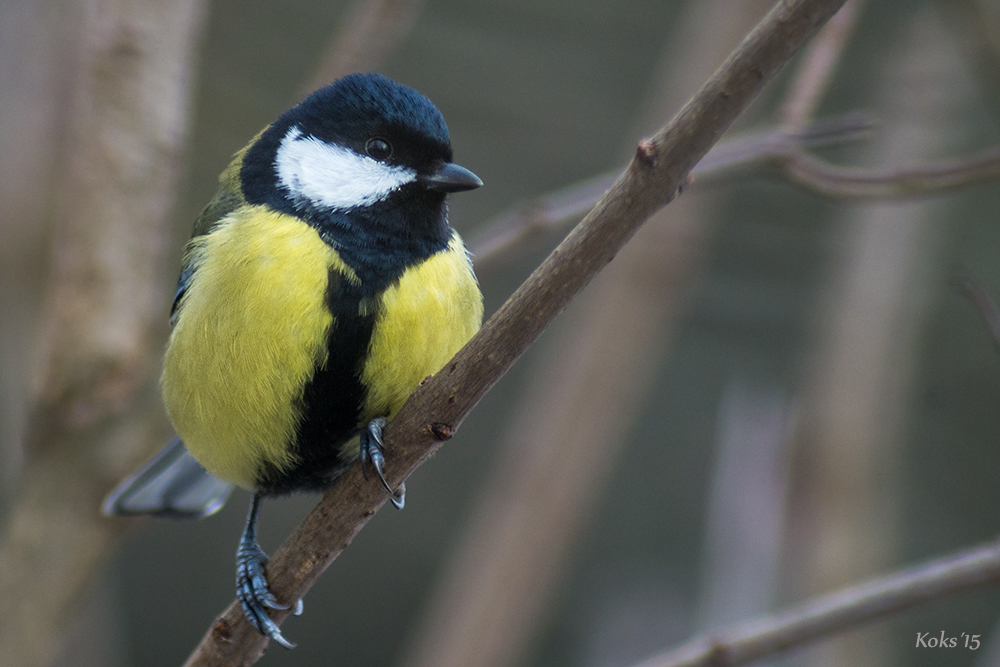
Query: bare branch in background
[
  {"left": 472, "top": 120, "right": 1000, "bottom": 271},
  {"left": 470, "top": 0, "right": 999, "bottom": 271},
  {"left": 693, "top": 0, "right": 853, "bottom": 639},
  {"left": 774, "top": 0, "right": 1000, "bottom": 200},
  {"left": 0, "top": 0, "right": 74, "bottom": 502},
  {"left": 776, "top": 146, "right": 1000, "bottom": 198},
  {"left": 472, "top": 115, "right": 1000, "bottom": 270},
  {"left": 633, "top": 539, "right": 1000, "bottom": 667},
  {"left": 780, "top": 0, "right": 864, "bottom": 130},
  {"left": 181, "top": 0, "right": 852, "bottom": 663},
  {"left": 470, "top": 114, "right": 872, "bottom": 267},
  {"left": 785, "top": 9, "right": 973, "bottom": 666},
  {"left": 303, "top": 0, "right": 425, "bottom": 93},
  {"left": 470, "top": 2, "right": 1000, "bottom": 267},
  {"left": 943, "top": 0, "right": 1000, "bottom": 116}
]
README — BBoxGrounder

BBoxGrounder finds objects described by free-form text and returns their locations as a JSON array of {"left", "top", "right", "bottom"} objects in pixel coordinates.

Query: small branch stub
[
  {"left": 678, "top": 173, "right": 695, "bottom": 196},
  {"left": 706, "top": 640, "right": 733, "bottom": 667},
  {"left": 211, "top": 618, "right": 233, "bottom": 643},
  {"left": 430, "top": 422, "right": 456, "bottom": 440},
  {"left": 636, "top": 138, "right": 658, "bottom": 167}
]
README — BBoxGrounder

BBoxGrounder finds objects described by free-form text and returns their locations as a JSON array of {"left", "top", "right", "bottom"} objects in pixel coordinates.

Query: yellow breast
[
  {"left": 162, "top": 210, "right": 482, "bottom": 490},
  {"left": 359, "top": 234, "right": 483, "bottom": 425},
  {"left": 161, "top": 206, "right": 351, "bottom": 489}
]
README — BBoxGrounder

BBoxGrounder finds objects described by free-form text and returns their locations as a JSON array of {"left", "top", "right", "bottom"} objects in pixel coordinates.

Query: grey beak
[{"left": 421, "top": 162, "right": 483, "bottom": 193}]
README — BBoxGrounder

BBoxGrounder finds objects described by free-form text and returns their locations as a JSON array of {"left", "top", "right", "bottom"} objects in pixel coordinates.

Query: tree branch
[
  {"left": 469, "top": 114, "right": 872, "bottom": 267},
  {"left": 775, "top": 145, "right": 1000, "bottom": 198},
  {"left": 470, "top": 114, "right": 1000, "bottom": 270},
  {"left": 780, "top": 0, "right": 864, "bottom": 130},
  {"left": 182, "top": 0, "right": 850, "bottom": 664},
  {"left": 470, "top": 0, "right": 1000, "bottom": 271},
  {"left": 633, "top": 539, "right": 1000, "bottom": 667},
  {"left": 302, "top": 0, "right": 425, "bottom": 93}
]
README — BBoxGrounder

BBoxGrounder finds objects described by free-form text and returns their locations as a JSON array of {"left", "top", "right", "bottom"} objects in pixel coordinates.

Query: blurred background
[{"left": 2, "top": 0, "right": 1000, "bottom": 666}]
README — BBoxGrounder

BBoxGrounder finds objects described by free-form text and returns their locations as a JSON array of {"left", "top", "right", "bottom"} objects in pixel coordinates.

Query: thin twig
[
  {"left": 775, "top": 0, "right": 1000, "bottom": 200},
  {"left": 471, "top": 0, "right": 999, "bottom": 267},
  {"left": 182, "top": 1, "right": 850, "bottom": 664},
  {"left": 302, "top": 0, "right": 425, "bottom": 93},
  {"left": 944, "top": 0, "right": 1000, "bottom": 117},
  {"left": 472, "top": 130, "right": 1000, "bottom": 268},
  {"left": 777, "top": 145, "right": 1000, "bottom": 198},
  {"left": 634, "top": 539, "right": 1000, "bottom": 667},
  {"left": 470, "top": 114, "right": 872, "bottom": 267},
  {"left": 780, "top": 0, "right": 864, "bottom": 130}
]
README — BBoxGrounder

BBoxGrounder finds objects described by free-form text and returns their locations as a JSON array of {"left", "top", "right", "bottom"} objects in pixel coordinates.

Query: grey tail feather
[{"left": 102, "top": 437, "right": 234, "bottom": 520}]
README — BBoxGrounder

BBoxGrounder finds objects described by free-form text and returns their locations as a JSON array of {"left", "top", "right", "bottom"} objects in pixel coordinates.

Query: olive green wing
[{"left": 170, "top": 139, "right": 257, "bottom": 325}]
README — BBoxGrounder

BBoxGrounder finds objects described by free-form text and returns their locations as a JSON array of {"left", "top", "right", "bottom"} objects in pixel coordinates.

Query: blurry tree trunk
[
  {"left": 0, "top": 0, "right": 76, "bottom": 510},
  {"left": 395, "top": 4, "right": 770, "bottom": 667},
  {"left": 0, "top": 0, "right": 206, "bottom": 665},
  {"left": 787, "top": 9, "right": 974, "bottom": 667}
]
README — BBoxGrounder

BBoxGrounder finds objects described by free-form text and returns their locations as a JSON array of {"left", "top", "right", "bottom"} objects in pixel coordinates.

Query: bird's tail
[{"left": 102, "top": 437, "right": 234, "bottom": 519}]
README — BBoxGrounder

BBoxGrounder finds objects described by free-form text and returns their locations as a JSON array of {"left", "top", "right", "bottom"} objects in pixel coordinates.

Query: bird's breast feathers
[
  {"left": 359, "top": 235, "right": 483, "bottom": 424},
  {"left": 162, "top": 205, "right": 481, "bottom": 489}
]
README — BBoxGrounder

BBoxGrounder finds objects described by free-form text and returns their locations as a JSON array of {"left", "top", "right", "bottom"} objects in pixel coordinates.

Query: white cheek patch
[{"left": 274, "top": 126, "right": 416, "bottom": 210}]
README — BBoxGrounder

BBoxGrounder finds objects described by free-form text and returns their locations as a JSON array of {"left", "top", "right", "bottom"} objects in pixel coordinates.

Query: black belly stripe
[
  {"left": 256, "top": 267, "right": 379, "bottom": 495},
  {"left": 252, "top": 203, "right": 453, "bottom": 495}
]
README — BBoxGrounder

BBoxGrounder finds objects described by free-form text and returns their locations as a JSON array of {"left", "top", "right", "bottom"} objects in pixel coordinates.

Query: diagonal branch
[{"left": 182, "top": 0, "right": 850, "bottom": 664}]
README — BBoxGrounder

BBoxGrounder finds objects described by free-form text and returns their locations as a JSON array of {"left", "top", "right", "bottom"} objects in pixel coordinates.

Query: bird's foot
[
  {"left": 359, "top": 417, "right": 405, "bottom": 509},
  {"left": 236, "top": 539, "right": 301, "bottom": 649}
]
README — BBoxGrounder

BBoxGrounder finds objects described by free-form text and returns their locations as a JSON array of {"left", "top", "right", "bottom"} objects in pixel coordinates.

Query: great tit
[{"left": 102, "top": 72, "right": 484, "bottom": 648}]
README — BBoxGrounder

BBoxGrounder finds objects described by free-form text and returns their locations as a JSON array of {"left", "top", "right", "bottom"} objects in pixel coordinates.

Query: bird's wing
[
  {"left": 169, "top": 264, "right": 194, "bottom": 327},
  {"left": 171, "top": 143, "right": 252, "bottom": 325},
  {"left": 101, "top": 437, "right": 234, "bottom": 519}
]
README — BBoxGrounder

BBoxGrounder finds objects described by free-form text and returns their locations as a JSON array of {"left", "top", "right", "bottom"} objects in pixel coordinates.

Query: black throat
[{"left": 306, "top": 192, "right": 452, "bottom": 291}]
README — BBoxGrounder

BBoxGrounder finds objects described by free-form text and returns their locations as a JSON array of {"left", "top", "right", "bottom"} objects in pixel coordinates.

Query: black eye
[{"left": 365, "top": 137, "right": 392, "bottom": 161}]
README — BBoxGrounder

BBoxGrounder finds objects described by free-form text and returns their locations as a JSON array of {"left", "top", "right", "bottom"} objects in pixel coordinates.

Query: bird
[{"left": 102, "top": 72, "right": 484, "bottom": 649}]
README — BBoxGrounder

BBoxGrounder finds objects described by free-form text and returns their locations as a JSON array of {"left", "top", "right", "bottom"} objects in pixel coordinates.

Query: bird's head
[{"left": 240, "top": 73, "right": 482, "bottom": 221}]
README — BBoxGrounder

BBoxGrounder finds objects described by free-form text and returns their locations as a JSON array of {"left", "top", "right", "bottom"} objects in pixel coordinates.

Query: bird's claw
[
  {"left": 360, "top": 417, "right": 405, "bottom": 509},
  {"left": 236, "top": 540, "right": 299, "bottom": 649}
]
